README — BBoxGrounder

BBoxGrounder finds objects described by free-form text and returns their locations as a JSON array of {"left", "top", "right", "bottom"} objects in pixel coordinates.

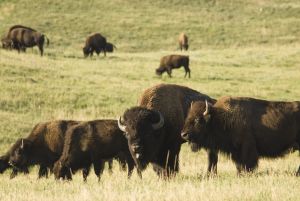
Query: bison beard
[
  {"left": 118, "top": 84, "right": 217, "bottom": 178},
  {"left": 181, "top": 97, "right": 300, "bottom": 176}
]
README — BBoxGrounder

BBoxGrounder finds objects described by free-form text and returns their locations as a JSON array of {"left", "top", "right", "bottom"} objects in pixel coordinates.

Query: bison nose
[{"left": 181, "top": 132, "right": 190, "bottom": 141}]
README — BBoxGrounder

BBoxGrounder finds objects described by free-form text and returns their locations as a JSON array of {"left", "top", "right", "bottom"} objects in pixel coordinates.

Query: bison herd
[
  {"left": 1, "top": 25, "right": 190, "bottom": 78},
  {"left": 0, "top": 83, "right": 299, "bottom": 181}
]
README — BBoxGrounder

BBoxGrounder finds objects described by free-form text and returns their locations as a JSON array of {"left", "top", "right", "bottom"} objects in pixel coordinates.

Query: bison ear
[{"left": 203, "top": 114, "right": 211, "bottom": 123}]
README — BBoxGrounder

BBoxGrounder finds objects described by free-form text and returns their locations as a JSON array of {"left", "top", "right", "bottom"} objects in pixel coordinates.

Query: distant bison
[
  {"left": 105, "top": 42, "right": 117, "bottom": 53},
  {"left": 118, "top": 84, "right": 216, "bottom": 177},
  {"left": 181, "top": 97, "right": 300, "bottom": 176},
  {"left": 156, "top": 55, "right": 190, "bottom": 78},
  {"left": 83, "top": 33, "right": 107, "bottom": 57},
  {"left": 53, "top": 119, "right": 140, "bottom": 181},
  {"left": 178, "top": 33, "right": 188, "bottom": 51},
  {"left": 3, "top": 25, "right": 49, "bottom": 56},
  {"left": 5, "top": 120, "right": 79, "bottom": 179}
]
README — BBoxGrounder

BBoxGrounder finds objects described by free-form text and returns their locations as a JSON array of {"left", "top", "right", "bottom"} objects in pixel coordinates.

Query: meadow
[{"left": 0, "top": 0, "right": 300, "bottom": 200}]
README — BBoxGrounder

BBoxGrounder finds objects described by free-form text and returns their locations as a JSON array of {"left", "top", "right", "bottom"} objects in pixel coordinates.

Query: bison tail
[{"left": 45, "top": 35, "right": 50, "bottom": 46}]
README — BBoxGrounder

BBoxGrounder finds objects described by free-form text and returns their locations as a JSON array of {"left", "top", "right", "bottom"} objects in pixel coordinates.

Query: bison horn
[
  {"left": 118, "top": 116, "right": 126, "bottom": 132},
  {"left": 152, "top": 111, "right": 164, "bottom": 130},
  {"left": 21, "top": 139, "right": 24, "bottom": 149},
  {"left": 203, "top": 100, "right": 210, "bottom": 116}
]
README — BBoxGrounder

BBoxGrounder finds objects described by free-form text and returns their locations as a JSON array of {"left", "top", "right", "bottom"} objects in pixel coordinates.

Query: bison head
[
  {"left": 155, "top": 67, "right": 165, "bottom": 76},
  {"left": 118, "top": 107, "right": 165, "bottom": 171},
  {"left": 8, "top": 138, "right": 32, "bottom": 169},
  {"left": 181, "top": 100, "right": 212, "bottom": 145},
  {"left": 82, "top": 46, "right": 91, "bottom": 57},
  {"left": 0, "top": 155, "right": 10, "bottom": 173},
  {"left": 1, "top": 38, "right": 13, "bottom": 49}
]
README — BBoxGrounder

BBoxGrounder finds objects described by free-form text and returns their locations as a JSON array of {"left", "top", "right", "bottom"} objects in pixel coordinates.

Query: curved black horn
[{"left": 152, "top": 111, "right": 164, "bottom": 130}]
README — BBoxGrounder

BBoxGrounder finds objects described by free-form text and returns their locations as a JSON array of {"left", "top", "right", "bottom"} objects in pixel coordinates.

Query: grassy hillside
[
  {"left": 0, "top": 0, "right": 300, "bottom": 200},
  {"left": 1, "top": 0, "right": 300, "bottom": 53}
]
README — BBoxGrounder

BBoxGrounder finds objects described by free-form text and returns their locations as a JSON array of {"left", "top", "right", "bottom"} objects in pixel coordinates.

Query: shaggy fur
[
  {"left": 53, "top": 119, "right": 139, "bottom": 181},
  {"left": 156, "top": 55, "right": 190, "bottom": 78},
  {"left": 181, "top": 96, "right": 300, "bottom": 176},
  {"left": 83, "top": 33, "right": 107, "bottom": 57},
  {"left": 178, "top": 33, "right": 188, "bottom": 51},
  {"left": 119, "top": 84, "right": 216, "bottom": 177}
]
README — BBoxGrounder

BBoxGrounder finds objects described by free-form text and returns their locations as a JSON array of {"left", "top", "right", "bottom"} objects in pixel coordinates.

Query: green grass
[{"left": 0, "top": 0, "right": 300, "bottom": 200}]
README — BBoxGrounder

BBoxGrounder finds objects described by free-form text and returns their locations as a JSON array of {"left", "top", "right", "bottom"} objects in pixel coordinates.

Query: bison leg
[
  {"left": 38, "top": 45, "right": 44, "bottom": 56},
  {"left": 38, "top": 165, "right": 49, "bottom": 178},
  {"left": 166, "top": 67, "right": 172, "bottom": 78},
  {"left": 93, "top": 160, "right": 104, "bottom": 181},
  {"left": 296, "top": 166, "right": 300, "bottom": 177},
  {"left": 107, "top": 159, "right": 113, "bottom": 174},
  {"left": 207, "top": 149, "right": 218, "bottom": 175},
  {"left": 82, "top": 166, "right": 91, "bottom": 182},
  {"left": 240, "top": 140, "right": 259, "bottom": 173}
]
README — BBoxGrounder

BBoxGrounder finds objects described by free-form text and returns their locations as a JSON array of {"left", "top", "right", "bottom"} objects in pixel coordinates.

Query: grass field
[{"left": 0, "top": 0, "right": 300, "bottom": 200}]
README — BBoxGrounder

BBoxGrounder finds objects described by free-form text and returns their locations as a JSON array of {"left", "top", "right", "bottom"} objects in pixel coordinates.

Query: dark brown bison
[
  {"left": 5, "top": 120, "right": 79, "bottom": 179},
  {"left": 118, "top": 84, "right": 216, "bottom": 177},
  {"left": 156, "top": 55, "right": 190, "bottom": 78},
  {"left": 1, "top": 25, "right": 35, "bottom": 51},
  {"left": 181, "top": 97, "right": 300, "bottom": 176},
  {"left": 53, "top": 119, "right": 140, "bottom": 181},
  {"left": 105, "top": 42, "right": 117, "bottom": 53},
  {"left": 3, "top": 25, "right": 49, "bottom": 56},
  {"left": 83, "top": 33, "right": 107, "bottom": 57},
  {"left": 178, "top": 33, "right": 188, "bottom": 51}
]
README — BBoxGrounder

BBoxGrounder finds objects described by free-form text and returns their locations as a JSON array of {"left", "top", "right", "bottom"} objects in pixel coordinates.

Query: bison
[
  {"left": 53, "top": 119, "right": 140, "bottom": 181},
  {"left": 118, "top": 84, "right": 216, "bottom": 177},
  {"left": 181, "top": 97, "right": 300, "bottom": 176},
  {"left": 3, "top": 25, "right": 49, "bottom": 56},
  {"left": 83, "top": 33, "right": 107, "bottom": 58},
  {"left": 105, "top": 42, "right": 117, "bottom": 53},
  {"left": 155, "top": 55, "right": 190, "bottom": 78},
  {"left": 4, "top": 120, "right": 79, "bottom": 179},
  {"left": 178, "top": 33, "right": 188, "bottom": 51}
]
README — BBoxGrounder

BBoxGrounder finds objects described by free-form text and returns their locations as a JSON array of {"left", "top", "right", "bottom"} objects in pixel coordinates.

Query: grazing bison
[
  {"left": 4, "top": 25, "right": 49, "bottom": 56},
  {"left": 181, "top": 97, "right": 300, "bottom": 176},
  {"left": 105, "top": 42, "right": 117, "bottom": 53},
  {"left": 178, "top": 33, "right": 188, "bottom": 51},
  {"left": 83, "top": 33, "right": 107, "bottom": 57},
  {"left": 118, "top": 84, "right": 216, "bottom": 177},
  {"left": 53, "top": 119, "right": 140, "bottom": 181},
  {"left": 1, "top": 25, "right": 36, "bottom": 50},
  {"left": 156, "top": 55, "right": 190, "bottom": 78},
  {"left": 5, "top": 120, "right": 79, "bottom": 179}
]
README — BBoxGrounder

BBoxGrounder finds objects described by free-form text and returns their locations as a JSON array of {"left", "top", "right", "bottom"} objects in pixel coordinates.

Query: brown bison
[
  {"left": 1, "top": 25, "right": 35, "bottom": 51},
  {"left": 178, "top": 33, "right": 188, "bottom": 51},
  {"left": 118, "top": 84, "right": 216, "bottom": 177},
  {"left": 105, "top": 42, "right": 117, "bottom": 53},
  {"left": 53, "top": 119, "right": 140, "bottom": 181},
  {"left": 4, "top": 120, "right": 79, "bottom": 179},
  {"left": 3, "top": 25, "right": 49, "bottom": 56},
  {"left": 83, "top": 33, "right": 107, "bottom": 57},
  {"left": 181, "top": 97, "right": 300, "bottom": 176},
  {"left": 156, "top": 55, "right": 190, "bottom": 78}
]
